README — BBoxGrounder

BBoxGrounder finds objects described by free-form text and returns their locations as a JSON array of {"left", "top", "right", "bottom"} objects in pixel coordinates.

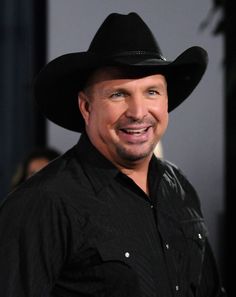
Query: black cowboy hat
[{"left": 34, "top": 12, "right": 208, "bottom": 132}]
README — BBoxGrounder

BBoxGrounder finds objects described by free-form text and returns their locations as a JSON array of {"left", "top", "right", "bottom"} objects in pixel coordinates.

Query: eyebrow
[{"left": 147, "top": 84, "right": 166, "bottom": 89}]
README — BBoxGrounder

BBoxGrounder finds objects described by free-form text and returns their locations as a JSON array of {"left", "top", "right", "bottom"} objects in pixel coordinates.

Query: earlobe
[{"left": 78, "top": 92, "right": 90, "bottom": 125}]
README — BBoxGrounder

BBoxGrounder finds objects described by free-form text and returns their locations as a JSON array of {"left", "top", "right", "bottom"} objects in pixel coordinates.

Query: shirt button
[
  {"left": 125, "top": 252, "right": 130, "bottom": 258},
  {"left": 175, "top": 285, "right": 179, "bottom": 291},
  {"left": 165, "top": 243, "right": 170, "bottom": 249},
  {"left": 198, "top": 233, "right": 202, "bottom": 239},
  {"left": 150, "top": 204, "right": 154, "bottom": 209}
]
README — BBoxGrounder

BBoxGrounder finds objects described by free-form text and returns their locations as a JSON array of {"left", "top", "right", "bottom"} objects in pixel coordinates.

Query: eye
[
  {"left": 148, "top": 89, "right": 159, "bottom": 96},
  {"left": 110, "top": 91, "right": 126, "bottom": 100}
]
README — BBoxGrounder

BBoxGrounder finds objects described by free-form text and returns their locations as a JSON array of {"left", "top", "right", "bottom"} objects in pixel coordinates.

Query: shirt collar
[
  {"left": 75, "top": 133, "right": 165, "bottom": 195},
  {"left": 74, "top": 133, "right": 119, "bottom": 194}
]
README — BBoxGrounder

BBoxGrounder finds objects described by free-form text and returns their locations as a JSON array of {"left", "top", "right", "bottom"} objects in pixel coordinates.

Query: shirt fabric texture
[{"left": 0, "top": 133, "right": 226, "bottom": 297}]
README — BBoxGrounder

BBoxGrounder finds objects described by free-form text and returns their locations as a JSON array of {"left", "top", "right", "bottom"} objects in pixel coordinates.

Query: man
[{"left": 0, "top": 12, "right": 226, "bottom": 297}]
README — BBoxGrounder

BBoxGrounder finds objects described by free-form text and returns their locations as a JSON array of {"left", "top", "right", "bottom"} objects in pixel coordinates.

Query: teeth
[{"left": 123, "top": 127, "right": 148, "bottom": 134}]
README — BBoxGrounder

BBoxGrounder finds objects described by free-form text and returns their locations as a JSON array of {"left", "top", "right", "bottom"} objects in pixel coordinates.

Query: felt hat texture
[{"left": 34, "top": 12, "right": 208, "bottom": 132}]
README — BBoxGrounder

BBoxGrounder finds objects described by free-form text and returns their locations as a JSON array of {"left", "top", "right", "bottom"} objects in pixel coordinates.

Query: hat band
[{"left": 107, "top": 50, "right": 167, "bottom": 61}]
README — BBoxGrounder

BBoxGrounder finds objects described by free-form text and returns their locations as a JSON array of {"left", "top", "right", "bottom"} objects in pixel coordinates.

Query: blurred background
[{"left": 1, "top": 0, "right": 234, "bottom": 295}]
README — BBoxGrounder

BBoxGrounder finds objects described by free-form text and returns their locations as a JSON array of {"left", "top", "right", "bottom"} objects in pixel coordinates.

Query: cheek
[
  {"left": 89, "top": 103, "right": 121, "bottom": 129},
  {"left": 163, "top": 112, "right": 169, "bottom": 128},
  {"left": 150, "top": 101, "right": 168, "bottom": 121},
  {"left": 160, "top": 109, "right": 169, "bottom": 130},
  {"left": 95, "top": 102, "right": 124, "bottom": 126}
]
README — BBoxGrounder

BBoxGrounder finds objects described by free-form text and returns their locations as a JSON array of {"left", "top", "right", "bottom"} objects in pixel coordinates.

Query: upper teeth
[{"left": 123, "top": 128, "right": 147, "bottom": 134}]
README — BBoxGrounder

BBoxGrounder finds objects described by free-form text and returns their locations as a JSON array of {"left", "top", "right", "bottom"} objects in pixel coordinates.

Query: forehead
[{"left": 84, "top": 66, "right": 167, "bottom": 89}]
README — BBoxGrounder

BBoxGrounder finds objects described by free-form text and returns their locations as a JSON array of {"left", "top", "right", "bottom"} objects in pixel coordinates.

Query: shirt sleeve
[
  {"left": 0, "top": 185, "right": 80, "bottom": 297},
  {"left": 168, "top": 162, "right": 227, "bottom": 296}
]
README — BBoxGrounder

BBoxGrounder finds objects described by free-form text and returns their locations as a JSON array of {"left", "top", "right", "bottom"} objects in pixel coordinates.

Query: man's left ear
[{"left": 78, "top": 91, "right": 90, "bottom": 125}]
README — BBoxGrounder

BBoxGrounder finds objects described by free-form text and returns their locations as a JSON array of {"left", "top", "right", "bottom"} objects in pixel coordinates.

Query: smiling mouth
[{"left": 120, "top": 126, "right": 151, "bottom": 135}]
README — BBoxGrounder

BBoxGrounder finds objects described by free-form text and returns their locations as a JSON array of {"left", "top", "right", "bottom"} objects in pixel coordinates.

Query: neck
[{"left": 118, "top": 157, "right": 151, "bottom": 195}]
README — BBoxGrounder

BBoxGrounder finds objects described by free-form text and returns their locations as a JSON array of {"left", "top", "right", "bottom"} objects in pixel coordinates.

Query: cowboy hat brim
[{"left": 34, "top": 46, "right": 208, "bottom": 132}]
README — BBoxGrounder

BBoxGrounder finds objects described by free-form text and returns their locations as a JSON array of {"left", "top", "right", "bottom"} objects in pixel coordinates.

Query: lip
[{"left": 117, "top": 125, "right": 153, "bottom": 143}]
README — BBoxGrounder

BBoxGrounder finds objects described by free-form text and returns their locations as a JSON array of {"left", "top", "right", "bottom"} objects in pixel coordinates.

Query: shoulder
[
  {"left": 157, "top": 158, "right": 202, "bottom": 213},
  {"left": 159, "top": 158, "right": 194, "bottom": 190},
  {"left": 1, "top": 146, "right": 91, "bottom": 218}
]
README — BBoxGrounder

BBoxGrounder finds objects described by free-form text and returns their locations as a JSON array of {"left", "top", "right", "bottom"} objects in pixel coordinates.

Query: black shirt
[{"left": 0, "top": 134, "right": 226, "bottom": 296}]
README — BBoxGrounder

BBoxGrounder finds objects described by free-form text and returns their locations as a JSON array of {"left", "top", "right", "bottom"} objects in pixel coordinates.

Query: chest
[{"left": 68, "top": 180, "right": 206, "bottom": 296}]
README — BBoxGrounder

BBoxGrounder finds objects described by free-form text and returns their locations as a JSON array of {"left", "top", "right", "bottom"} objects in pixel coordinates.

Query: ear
[{"left": 78, "top": 91, "right": 91, "bottom": 126}]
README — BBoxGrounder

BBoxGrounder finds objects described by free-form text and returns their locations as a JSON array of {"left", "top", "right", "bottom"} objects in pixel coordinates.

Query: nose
[{"left": 125, "top": 95, "right": 148, "bottom": 120}]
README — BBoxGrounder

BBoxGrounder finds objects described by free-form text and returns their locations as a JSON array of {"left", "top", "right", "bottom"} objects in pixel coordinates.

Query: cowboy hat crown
[
  {"left": 34, "top": 12, "right": 208, "bottom": 132},
  {"left": 88, "top": 12, "right": 162, "bottom": 56}
]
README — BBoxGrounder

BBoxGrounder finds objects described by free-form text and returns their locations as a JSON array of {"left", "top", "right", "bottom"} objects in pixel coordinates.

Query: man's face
[{"left": 79, "top": 67, "right": 169, "bottom": 167}]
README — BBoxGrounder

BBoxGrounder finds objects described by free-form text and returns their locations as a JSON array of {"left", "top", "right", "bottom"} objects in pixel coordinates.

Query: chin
[{"left": 116, "top": 146, "right": 153, "bottom": 162}]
